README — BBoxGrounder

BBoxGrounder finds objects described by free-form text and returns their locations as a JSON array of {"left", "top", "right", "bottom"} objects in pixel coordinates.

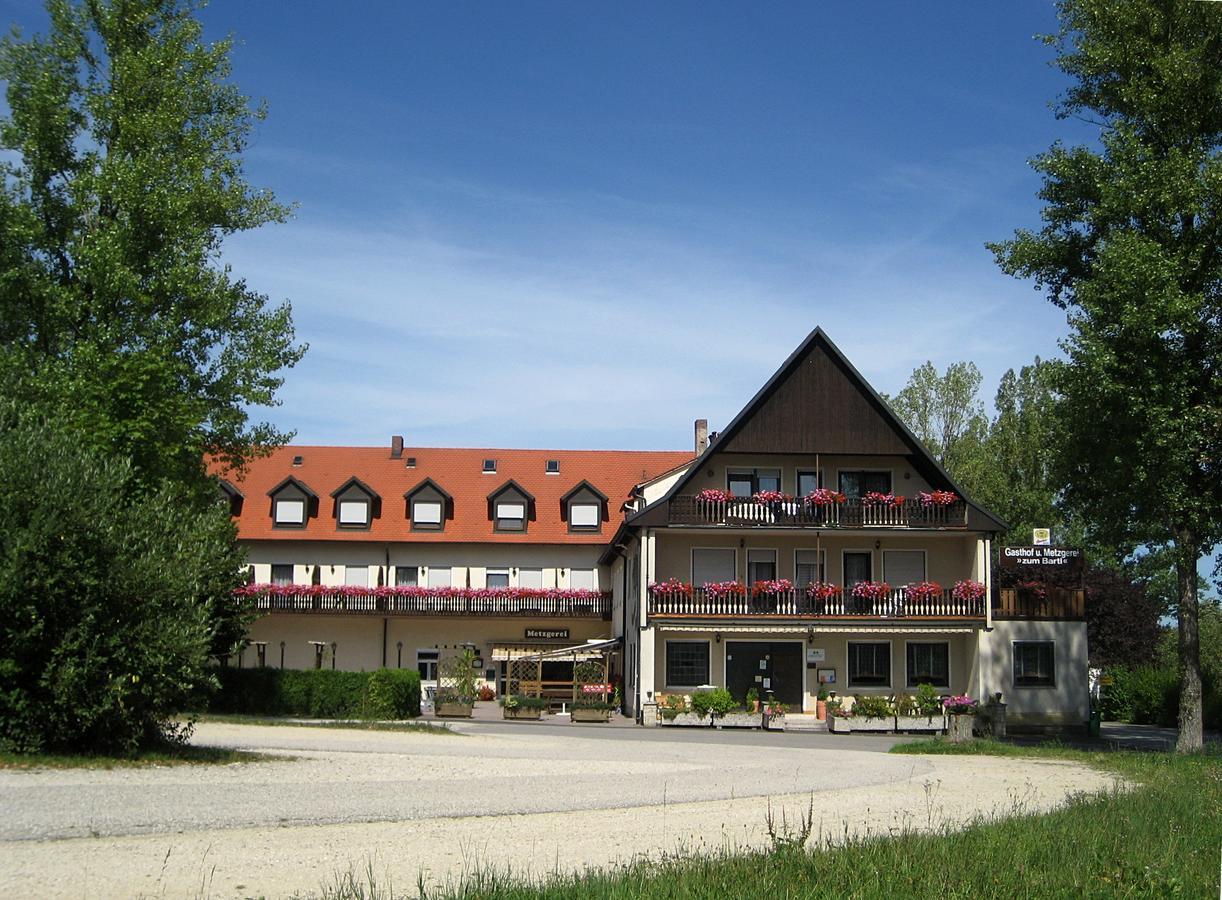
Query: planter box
[
  {"left": 848, "top": 716, "right": 894, "bottom": 732},
  {"left": 895, "top": 715, "right": 945, "bottom": 733},
  {"left": 571, "top": 707, "right": 613, "bottom": 722},
  {"left": 659, "top": 712, "right": 710, "bottom": 727},
  {"left": 829, "top": 715, "right": 853, "bottom": 733},
  {"left": 763, "top": 714, "right": 787, "bottom": 731},
  {"left": 713, "top": 712, "right": 762, "bottom": 729},
  {"left": 435, "top": 702, "right": 474, "bottom": 718},
  {"left": 503, "top": 707, "right": 542, "bottom": 720}
]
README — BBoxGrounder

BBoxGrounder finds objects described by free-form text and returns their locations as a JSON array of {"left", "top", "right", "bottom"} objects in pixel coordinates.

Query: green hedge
[
  {"left": 208, "top": 667, "right": 421, "bottom": 719},
  {"left": 1102, "top": 664, "right": 1219, "bottom": 729}
]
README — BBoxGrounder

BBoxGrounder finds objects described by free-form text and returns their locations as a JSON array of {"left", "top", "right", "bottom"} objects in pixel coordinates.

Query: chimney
[
  {"left": 390, "top": 435, "right": 404, "bottom": 459},
  {"left": 694, "top": 419, "right": 708, "bottom": 455}
]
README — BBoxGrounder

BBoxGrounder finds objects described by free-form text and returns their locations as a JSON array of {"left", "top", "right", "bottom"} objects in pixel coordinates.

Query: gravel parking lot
[{"left": 0, "top": 721, "right": 1119, "bottom": 898}]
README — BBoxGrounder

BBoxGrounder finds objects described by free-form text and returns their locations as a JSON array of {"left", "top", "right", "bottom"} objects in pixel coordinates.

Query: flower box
[
  {"left": 895, "top": 715, "right": 945, "bottom": 733},
  {"left": 848, "top": 716, "right": 894, "bottom": 732},
  {"left": 829, "top": 715, "right": 853, "bottom": 733},
  {"left": 435, "top": 702, "right": 474, "bottom": 718},
  {"left": 503, "top": 706, "right": 542, "bottom": 720},
  {"left": 713, "top": 712, "right": 762, "bottom": 729},
  {"left": 659, "top": 712, "right": 709, "bottom": 727},
  {"left": 572, "top": 707, "right": 613, "bottom": 723}
]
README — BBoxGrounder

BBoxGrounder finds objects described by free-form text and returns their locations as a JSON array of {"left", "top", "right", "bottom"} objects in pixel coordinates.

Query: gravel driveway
[{"left": 0, "top": 721, "right": 1119, "bottom": 898}]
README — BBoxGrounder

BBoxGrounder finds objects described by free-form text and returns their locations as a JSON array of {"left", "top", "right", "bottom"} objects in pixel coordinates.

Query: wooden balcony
[
  {"left": 667, "top": 496, "right": 967, "bottom": 529},
  {"left": 994, "top": 588, "right": 1084, "bottom": 620},
  {"left": 647, "top": 586, "right": 984, "bottom": 620},
  {"left": 248, "top": 589, "right": 611, "bottom": 618}
]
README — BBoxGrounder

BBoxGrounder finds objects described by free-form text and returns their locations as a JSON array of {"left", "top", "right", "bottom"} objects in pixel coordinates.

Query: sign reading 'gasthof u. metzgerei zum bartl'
[{"left": 999, "top": 546, "right": 1084, "bottom": 572}]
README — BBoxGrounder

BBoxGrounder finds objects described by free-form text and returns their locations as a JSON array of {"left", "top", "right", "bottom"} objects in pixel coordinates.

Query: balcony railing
[
  {"left": 242, "top": 587, "right": 611, "bottom": 618},
  {"left": 647, "top": 586, "right": 985, "bottom": 619},
  {"left": 668, "top": 496, "right": 967, "bottom": 529},
  {"left": 995, "top": 587, "right": 1084, "bottom": 620}
]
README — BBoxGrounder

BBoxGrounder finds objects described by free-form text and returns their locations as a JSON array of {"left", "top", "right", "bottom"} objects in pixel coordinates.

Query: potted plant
[
  {"left": 762, "top": 700, "right": 788, "bottom": 730},
  {"left": 943, "top": 694, "right": 978, "bottom": 742},
  {"left": 500, "top": 694, "right": 546, "bottom": 720},
  {"left": 895, "top": 684, "right": 945, "bottom": 732},
  {"left": 477, "top": 684, "right": 496, "bottom": 702},
  {"left": 816, "top": 686, "right": 829, "bottom": 721},
  {"left": 847, "top": 694, "right": 894, "bottom": 732},
  {"left": 434, "top": 647, "right": 479, "bottom": 717},
  {"left": 571, "top": 698, "right": 615, "bottom": 722},
  {"left": 745, "top": 687, "right": 759, "bottom": 713}
]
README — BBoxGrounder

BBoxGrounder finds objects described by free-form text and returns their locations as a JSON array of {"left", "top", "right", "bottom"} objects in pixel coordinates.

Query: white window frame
[
  {"left": 486, "top": 567, "right": 510, "bottom": 589},
  {"left": 426, "top": 567, "right": 452, "bottom": 589},
  {"left": 794, "top": 548, "right": 827, "bottom": 586},
  {"left": 518, "top": 567, "right": 543, "bottom": 589},
  {"left": 495, "top": 500, "right": 526, "bottom": 531},
  {"left": 746, "top": 548, "right": 778, "bottom": 583},
  {"left": 1013, "top": 641, "right": 1057, "bottom": 688},
  {"left": 337, "top": 498, "right": 369, "bottom": 527},
  {"left": 569, "top": 502, "right": 600, "bottom": 529},
  {"left": 569, "top": 568, "right": 596, "bottom": 591},
  {"left": 344, "top": 565, "right": 370, "bottom": 588},
  {"left": 394, "top": 566, "right": 418, "bottom": 587},
  {"left": 417, "top": 648, "right": 440, "bottom": 683},
  {"left": 841, "top": 548, "right": 875, "bottom": 585},
  {"left": 691, "top": 547, "right": 737, "bottom": 585},
  {"left": 412, "top": 499, "right": 443, "bottom": 526},
  {"left": 883, "top": 549, "right": 927, "bottom": 586}
]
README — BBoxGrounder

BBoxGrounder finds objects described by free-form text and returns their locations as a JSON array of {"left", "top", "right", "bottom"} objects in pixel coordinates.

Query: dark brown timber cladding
[{"left": 719, "top": 344, "right": 910, "bottom": 455}]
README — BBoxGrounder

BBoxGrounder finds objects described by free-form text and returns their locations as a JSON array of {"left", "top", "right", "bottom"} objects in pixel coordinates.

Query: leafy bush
[
  {"left": 0, "top": 404, "right": 244, "bottom": 755},
  {"left": 1102, "top": 665, "right": 1180, "bottom": 726},
  {"left": 690, "top": 688, "right": 736, "bottom": 718},
  {"left": 572, "top": 699, "right": 615, "bottom": 710},
  {"left": 850, "top": 695, "right": 894, "bottom": 719},
  {"left": 209, "top": 667, "right": 421, "bottom": 719},
  {"left": 501, "top": 694, "right": 547, "bottom": 710}
]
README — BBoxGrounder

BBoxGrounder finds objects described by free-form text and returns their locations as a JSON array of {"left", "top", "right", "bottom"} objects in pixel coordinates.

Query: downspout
[{"left": 382, "top": 617, "right": 388, "bottom": 668}]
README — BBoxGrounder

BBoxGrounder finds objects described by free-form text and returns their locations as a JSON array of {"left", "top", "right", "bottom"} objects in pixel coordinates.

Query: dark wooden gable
[{"left": 718, "top": 333, "right": 910, "bottom": 455}]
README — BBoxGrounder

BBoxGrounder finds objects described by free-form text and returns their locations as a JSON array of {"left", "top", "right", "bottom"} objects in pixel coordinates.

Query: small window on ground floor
[
  {"left": 417, "top": 649, "right": 439, "bottom": 682},
  {"left": 848, "top": 641, "right": 891, "bottom": 687},
  {"left": 1013, "top": 641, "right": 1055, "bottom": 687},
  {"left": 906, "top": 642, "right": 949, "bottom": 687},
  {"left": 665, "top": 640, "right": 710, "bottom": 688}
]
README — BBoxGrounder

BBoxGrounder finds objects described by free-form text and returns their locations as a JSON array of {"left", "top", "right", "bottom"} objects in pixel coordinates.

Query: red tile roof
[{"left": 211, "top": 445, "right": 693, "bottom": 544}]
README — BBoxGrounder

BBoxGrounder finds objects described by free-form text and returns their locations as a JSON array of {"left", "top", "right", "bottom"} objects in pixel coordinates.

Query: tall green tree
[
  {"left": 883, "top": 361, "right": 989, "bottom": 494},
  {"left": 989, "top": 0, "right": 1222, "bottom": 750},
  {"left": 0, "top": 0, "right": 305, "bottom": 491}
]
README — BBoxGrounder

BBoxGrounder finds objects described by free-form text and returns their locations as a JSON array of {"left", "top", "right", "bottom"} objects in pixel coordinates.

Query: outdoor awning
[{"left": 491, "top": 638, "right": 620, "bottom": 661}]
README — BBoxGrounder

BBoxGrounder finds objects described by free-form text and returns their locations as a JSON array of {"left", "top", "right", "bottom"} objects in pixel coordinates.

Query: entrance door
[{"left": 725, "top": 642, "right": 804, "bottom": 708}]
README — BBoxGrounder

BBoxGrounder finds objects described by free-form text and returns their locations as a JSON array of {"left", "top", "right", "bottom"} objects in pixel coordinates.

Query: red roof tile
[{"left": 211, "top": 445, "right": 693, "bottom": 544}]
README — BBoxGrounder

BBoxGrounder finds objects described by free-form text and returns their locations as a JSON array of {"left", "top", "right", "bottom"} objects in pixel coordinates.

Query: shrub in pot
[{"left": 690, "top": 688, "right": 736, "bottom": 719}]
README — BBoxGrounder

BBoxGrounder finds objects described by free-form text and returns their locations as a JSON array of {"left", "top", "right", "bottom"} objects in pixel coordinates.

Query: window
[
  {"left": 906, "top": 642, "right": 949, "bottom": 687},
  {"left": 412, "top": 499, "right": 443, "bottom": 527},
  {"left": 795, "top": 549, "right": 826, "bottom": 586},
  {"left": 797, "top": 470, "right": 822, "bottom": 496},
  {"left": 395, "top": 566, "right": 418, "bottom": 587},
  {"left": 482, "top": 459, "right": 497, "bottom": 473},
  {"left": 570, "top": 502, "right": 600, "bottom": 529},
  {"left": 848, "top": 641, "right": 891, "bottom": 687},
  {"left": 569, "top": 568, "right": 596, "bottom": 590},
  {"left": 495, "top": 501, "right": 525, "bottom": 531},
  {"left": 843, "top": 551, "right": 873, "bottom": 589},
  {"left": 665, "top": 641, "right": 710, "bottom": 687},
  {"left": 883, "top": 550, "right": 926, "bottom": 587},
  {"left": 417, "top": 649, "right": 439, "bottom": 682},
  {"left": 838, "top": 470, "right": 892, "bottom": 499},
  {"left": 1014, "top": 642, "right": 1056, "bottom": 687},
  {"left": 427, "top": 567, "right": 451, "bottom": 589},
  {"left": 692, "top": 548, "right": 736, "bottom": 585},
  {"left": 519, "top": 568, "right": 543, "bottom": 589},
  {"left": 273, "top": 498, "right": 305, "bottom": 525},
  {"left": 727, "top": 468, "right": 781, "bottom": 497},
  {"left": 486, "top": 568, "right": 510, "bottom": 589},
  {"left": 271, "top": 564, "right": 293, "bottom": 586},
  {"left": 747, "top": 549, "right": 777, "bottom": 583},
  {"left": 344, "top": 565, "right": 369, "bottom": 588},
  {"left": 337, "top": 499, "right": 369, "bottom": 528},
  {"left": 546, "top": 459, "right": 560, "bottom": 474}
]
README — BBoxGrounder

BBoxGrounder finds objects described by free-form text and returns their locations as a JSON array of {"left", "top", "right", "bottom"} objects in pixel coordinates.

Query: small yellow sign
[{"left": 1033, "top": 528, "right": 1052, "bottom": 546}]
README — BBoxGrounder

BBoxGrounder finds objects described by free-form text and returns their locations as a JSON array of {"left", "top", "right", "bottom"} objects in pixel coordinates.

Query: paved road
[{"left": 0, "top": 722, "right": 924, "bottom": 841}]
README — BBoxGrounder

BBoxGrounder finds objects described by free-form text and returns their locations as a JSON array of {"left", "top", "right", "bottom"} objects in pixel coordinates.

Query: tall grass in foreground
[{"left": 307, "top": 743, "right": 1220, "bottom": 899}]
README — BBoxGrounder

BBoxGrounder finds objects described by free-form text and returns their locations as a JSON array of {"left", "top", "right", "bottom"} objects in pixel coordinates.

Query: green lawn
[
  {"left": 313, "top": 739, "right": 1220, "bottom": 899},
  {"left": 0, "top": 744, "right": 268, "bottom": 770}
]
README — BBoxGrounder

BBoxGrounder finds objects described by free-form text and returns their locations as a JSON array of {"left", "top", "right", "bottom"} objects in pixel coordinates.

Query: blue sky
[{"left": 3, "top": 1, "right": 1096, "bottom": 451}]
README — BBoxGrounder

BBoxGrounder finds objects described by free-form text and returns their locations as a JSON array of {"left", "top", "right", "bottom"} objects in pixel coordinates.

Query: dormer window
[
  {"left": 267, "top": 476, "right": 317, "bottom": 529},
  {"left": 561, "top": 480, "right": 609, "bottom": 533},
  {"left": 546, "top": 459, "right": 560, "bottom": 474},
  {"left": 487, "top": 479, "right": 534, "bottom": 533},
  {"left": 217, "top": 479, "right": 244, "bottom": 517},
  {"left": 405, "top": 478, "right": 451, "bottom": 532},
  {"left": 330, "top": 477, "right": 380, "bottom": 531},
  {"left": 483, "top": 459, "right": 497, "bottom": 474},
  {"left": 495, "top": 500, "right": 525, "bottom": 531}
]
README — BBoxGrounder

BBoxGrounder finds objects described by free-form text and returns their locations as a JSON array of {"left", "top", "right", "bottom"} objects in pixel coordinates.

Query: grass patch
[
  {"left": 0, "top": 743, "right": 269, "bottom": 770},
  {"left": 307, "top": 741, "right": 1221, "bottom": 899},
  {"left": 192, "top": 713, "right": 456, "bottom": 735}
]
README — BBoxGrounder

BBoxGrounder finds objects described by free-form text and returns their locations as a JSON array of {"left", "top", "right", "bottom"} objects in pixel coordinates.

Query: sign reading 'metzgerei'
[
  {"left": 999, "top": 546, "right": 1084, "bottom": 572},
  {"left": 525, "top": 628, "right": 569, "bottom": 640}
]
